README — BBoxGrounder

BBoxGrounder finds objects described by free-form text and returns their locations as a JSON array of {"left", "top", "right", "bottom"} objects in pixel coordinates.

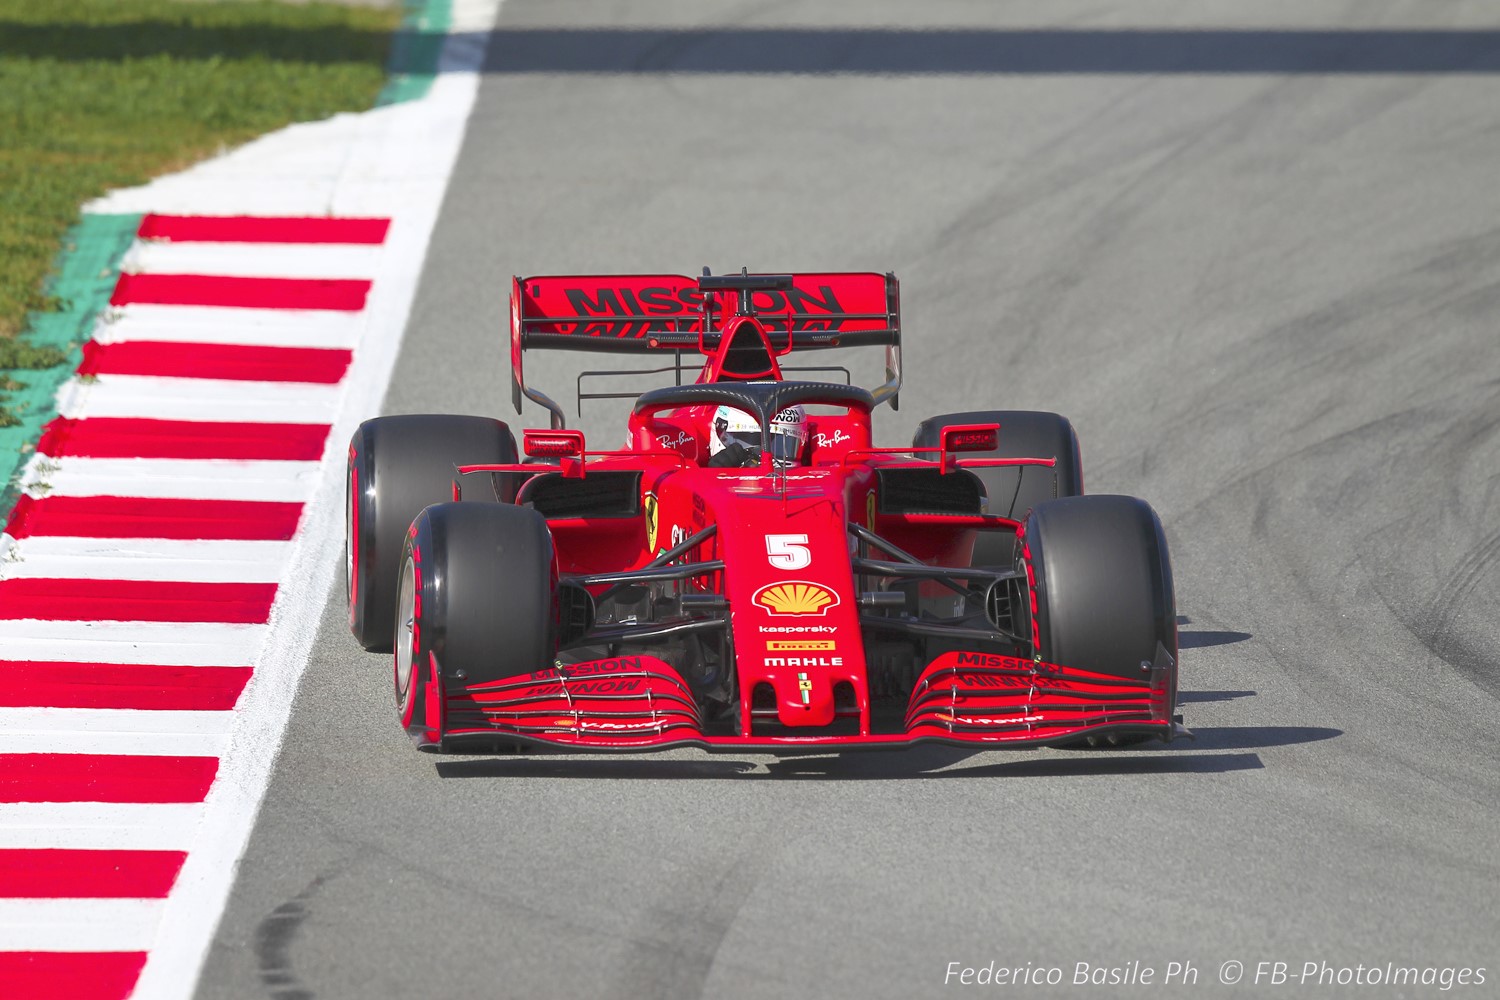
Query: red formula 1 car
[{"left": 346, "top": 270, "right": 1183, "bottom": 754}]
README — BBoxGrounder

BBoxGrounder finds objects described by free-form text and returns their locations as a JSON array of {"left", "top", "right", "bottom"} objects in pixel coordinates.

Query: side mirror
[
  {"left": 940, "top": 423, "right": 998, "bottom": 474},
  {"left": 523, "top": 428, "right": 585, "bottom": 458},
  {"left": 940, "top": 423, "right": 999, "bottom": 453},
  {"left": 524, "top": 428, "right": 586, "bottom": 478}
]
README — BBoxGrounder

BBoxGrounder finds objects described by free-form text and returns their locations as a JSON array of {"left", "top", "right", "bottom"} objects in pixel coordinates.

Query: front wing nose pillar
[{"left": 769, "top": 668, "right": 837, "bottom": 727}]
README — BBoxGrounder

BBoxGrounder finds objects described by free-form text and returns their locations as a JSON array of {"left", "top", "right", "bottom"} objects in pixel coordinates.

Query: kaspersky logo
[{"left": 753, "top": 581, "right": 840, "bottom": 616}]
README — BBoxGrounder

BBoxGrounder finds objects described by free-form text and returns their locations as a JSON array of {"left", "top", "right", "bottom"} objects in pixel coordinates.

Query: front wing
[{"left": 428, "top": 651, "right": 1183, "bottom": 753}]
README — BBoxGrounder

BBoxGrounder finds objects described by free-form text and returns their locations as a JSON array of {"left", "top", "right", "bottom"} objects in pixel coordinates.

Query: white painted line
[
  {"left": 0, "top": 536, "right": 292, "bottom": 584},
  {"left": 0, "top": 802, "right": 203, "bottom": 852},
  {"left": 21, "top": 457, "right": 323, "bottom": 503},
  {"left": 0, "top": 898, "right": 164, "bottom": 951},
  {"left": 124, "top": 240, "right": 383, "bottom": 280},
  {"left": 96, "top": 304, "right": 366, "bottom": 350},
  {"left": 55, "top": 374, "right": 344, "bottom": 424},
  {"left": 0, "top": 620, "right": 266, "bottom": 667}
]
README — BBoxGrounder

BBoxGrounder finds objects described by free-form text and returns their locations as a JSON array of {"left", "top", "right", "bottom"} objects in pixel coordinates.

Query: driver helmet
[{"left": 709, "top": 404, "right": 808, "bottom": 468}]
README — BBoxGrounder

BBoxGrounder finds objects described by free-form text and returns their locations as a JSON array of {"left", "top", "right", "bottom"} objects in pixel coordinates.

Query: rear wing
[{"left": 510, "top": 270, "right": 901, "bottom": 428}]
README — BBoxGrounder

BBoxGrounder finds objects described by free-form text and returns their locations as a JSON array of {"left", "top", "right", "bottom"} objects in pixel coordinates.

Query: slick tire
[
  {"left": 396, "top": 502, "right": 557, "bottom": 748},
  {"left": 912, "top": 410, "right": 1083, "bottom": 566},
  {"left": 1019, "top": 495, "right": 1177, "bottom": 743},
  {"left": 347, "top": 414, "right": 517, "bottom": 652}
]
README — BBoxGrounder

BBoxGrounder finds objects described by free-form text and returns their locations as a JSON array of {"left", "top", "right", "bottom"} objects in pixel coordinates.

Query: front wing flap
[
  {"left": 443, "top": 654, "right": 703, "bottom": 749},
  {"left": 436, "top": 651, "right": 1180, "bottom": 753}
]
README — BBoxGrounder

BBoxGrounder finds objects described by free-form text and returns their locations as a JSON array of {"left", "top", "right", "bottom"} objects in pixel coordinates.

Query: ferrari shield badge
[{"left": 644, "top": 493, "right": 659, "bottom": 551}]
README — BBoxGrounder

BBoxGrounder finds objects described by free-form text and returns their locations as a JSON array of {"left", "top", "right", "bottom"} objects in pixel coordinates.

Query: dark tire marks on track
[{"left": 254, "top": 875, "right": 330, "bottom": 1000}]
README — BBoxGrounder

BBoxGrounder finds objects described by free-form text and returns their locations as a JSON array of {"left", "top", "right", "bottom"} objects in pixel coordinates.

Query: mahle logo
[{"left": 753, "top": 581, "right": 839, "bottom": 616}]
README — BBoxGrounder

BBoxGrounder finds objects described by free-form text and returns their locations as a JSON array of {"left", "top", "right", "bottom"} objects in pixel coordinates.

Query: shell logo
[{"left": 753, "top": 581, "right": 840, "bottom": 616}]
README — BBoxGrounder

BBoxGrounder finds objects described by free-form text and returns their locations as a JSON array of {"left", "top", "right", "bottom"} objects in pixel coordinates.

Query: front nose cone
[{"left": 775, "top": 670, "right": 836, "bottom": 727}]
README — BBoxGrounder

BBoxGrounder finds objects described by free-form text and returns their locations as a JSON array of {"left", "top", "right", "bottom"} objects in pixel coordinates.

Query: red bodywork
[{"left": 429, "top": 271, "right": 1175, "bottom": 753}]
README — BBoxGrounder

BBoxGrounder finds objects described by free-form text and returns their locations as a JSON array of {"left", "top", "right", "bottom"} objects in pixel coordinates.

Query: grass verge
[{"left": 0, "top": 0, "right": 402, "bottom": 415}]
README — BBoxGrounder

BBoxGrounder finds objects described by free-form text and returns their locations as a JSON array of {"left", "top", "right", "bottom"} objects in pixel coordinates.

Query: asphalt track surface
[{"left": 198, "top": 2, "right": 1500, "bottom": 997}]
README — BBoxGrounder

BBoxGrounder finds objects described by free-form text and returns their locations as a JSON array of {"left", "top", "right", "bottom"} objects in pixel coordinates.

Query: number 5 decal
[{"left": 766, "top": 534, "right": 811, "bottom": 570}]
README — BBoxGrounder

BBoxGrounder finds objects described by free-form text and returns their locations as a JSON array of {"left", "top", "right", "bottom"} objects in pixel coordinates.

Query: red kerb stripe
[
  {"left": 110, "top": 274, "right": 371, "bottom": 311},
  {"left": 0, "top": 849, "right": 187, "bottom": 898},
  {"left": 0, "top": 953, "right": 146, "bottom": 1000},
  {"left": 37, "top": 416, "right": 331, "bottom": 461},
  {"left": 138, "top": 214, "right": 390, "bottom": 245},
  {"left": 79, "top": 340, "right": 352, "bottom": 384},
  {"left": 0, "top": 579, "right": 278, "bottom": 623},
  {"left": 3, "top": 495, "right": 304, "bottom": 541},
  {"left": 0, "top": 663, "right": 251, "bottom": 711},
  {"left": 0, "top": 755, "right": 219, "bottom": 803}
]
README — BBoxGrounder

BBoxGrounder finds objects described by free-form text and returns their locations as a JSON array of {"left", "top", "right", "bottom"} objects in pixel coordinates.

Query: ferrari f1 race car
[{"left": 346, "top": 269, "right": 1183, "bottom": 754}]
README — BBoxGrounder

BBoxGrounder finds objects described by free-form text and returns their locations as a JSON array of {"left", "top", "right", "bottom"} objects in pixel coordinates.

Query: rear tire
[
  {"left": 396, "top": 503, "right": 556, "bottom": 747},
  {"left": 347, "top": 414, "right": 517, "bottom": 652},
  {"left": 912, "top": 410, "right": 1083, "bottom": 566},
  {"left": 1018, "top": 495, "right": 1177, "bottom": 738}
]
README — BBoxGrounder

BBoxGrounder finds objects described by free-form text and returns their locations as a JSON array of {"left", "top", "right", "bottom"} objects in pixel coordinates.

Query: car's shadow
[
  {"left": 1176, "top": 614, "right": 1254, "bottom": 651},
  {"left": 1178, "top": 689, "right": 1257, "bottom": 703},
  {"left": 1179, "top": 630, "right": 1253, "bottom": 649},
  {"left": 435, "top": 751, "right": 1264, "bottom": 781},
  {"left": 1184, "top": 726, "right": 1341, "bottom": 751},
  {"left": 760, "top": 750, "right": 1266, "bottom": 780},
  {"left": 432, "top": 728, "right": 1338, "bottom": 779},
  {"left": 433, "top": 724, "right": 1340, "bottom": 781},
  {"left": 435, "top": 752, "right": 1257, "bottom": 781}
]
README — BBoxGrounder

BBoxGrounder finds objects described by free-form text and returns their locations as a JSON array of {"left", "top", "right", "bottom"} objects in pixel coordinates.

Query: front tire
[
  {"left": 1018, "top": 495, "right": 1177, "bottom": 737},
  {"left": 396, "top": 502, "right": 557, "bottom": 748},
  {"left": 347, "top": 414, "right": 517, "bottom": 651}
]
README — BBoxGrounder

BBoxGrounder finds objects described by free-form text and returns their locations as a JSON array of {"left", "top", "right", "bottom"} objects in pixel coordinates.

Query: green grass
[{"left": 0, "top": 0, "right": 402, "bottom": 339}]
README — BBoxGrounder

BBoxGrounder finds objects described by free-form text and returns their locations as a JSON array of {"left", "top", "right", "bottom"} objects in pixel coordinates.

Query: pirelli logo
[{"left": 766, "top": 640, "right": 836, "bottom": 652}]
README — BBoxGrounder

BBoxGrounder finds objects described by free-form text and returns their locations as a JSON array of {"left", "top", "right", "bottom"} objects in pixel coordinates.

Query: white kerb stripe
[
  {"left": 124, "top": 240, "right": 382, "bottom": 281},
  {"left": 55, "top": 375, "right": 345, "bottom": 424},
  {"left": 97, "top": 304, "right": 367, "bottom": 350},
  {"left": 0, "top": 536, "right": 292, "bottom": 584},
  {"left": 0, "top": 708, "right": 233, "bottom": 735},
  {"left": 0, "top": 898, "right": 164, "bottom": 952},
  {"left": 0, "top": 620, "right": 267, "bottom": 667},
  {"left": 0, "top": 802, "right": 204, "bottom": 852},
  {"left": 0, "top": 708, "right": 233, "bottom": 757},
  {"left": 0, "top": 733, "right": 227, "bottom": 758},
  {"left": 22, "top": 457, "right": 324, "bottom": 503}
]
